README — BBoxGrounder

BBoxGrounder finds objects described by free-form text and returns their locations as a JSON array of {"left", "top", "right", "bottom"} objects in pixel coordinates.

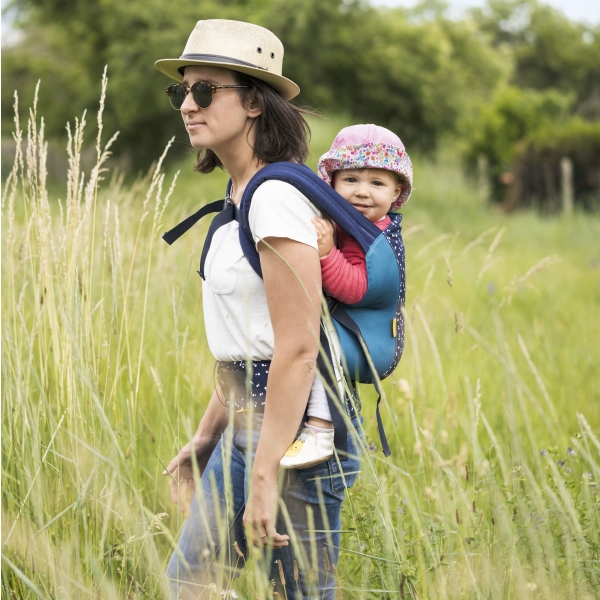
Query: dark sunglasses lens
[
  {"left": 167, "top": 84, "right": 186, "bottom": 110},
  {"left": 191, "top": 82, "right": 213, "bottom": 109}
]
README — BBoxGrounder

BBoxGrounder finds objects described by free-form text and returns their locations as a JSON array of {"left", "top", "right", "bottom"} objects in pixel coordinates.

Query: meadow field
[{"left": 2, "top": 87, "right": 600, "bottom": 599}]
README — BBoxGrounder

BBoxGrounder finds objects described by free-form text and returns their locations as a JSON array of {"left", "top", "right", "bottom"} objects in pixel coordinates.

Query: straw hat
[{"left": 155, "top": 19, "right": 300, "bottom": 100}]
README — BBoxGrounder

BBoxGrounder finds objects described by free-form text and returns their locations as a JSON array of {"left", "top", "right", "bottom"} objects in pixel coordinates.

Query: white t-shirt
[
  {"left": 202, "top": 180, "right": 321, "bottom": 360},
  {"left": 202, "top": 179, "right": 332, "bottom": 419}
]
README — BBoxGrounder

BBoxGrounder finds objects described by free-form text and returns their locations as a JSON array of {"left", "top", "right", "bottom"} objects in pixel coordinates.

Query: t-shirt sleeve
[{"left": 249, "top": 180, "right": 321, "bottom": 250}]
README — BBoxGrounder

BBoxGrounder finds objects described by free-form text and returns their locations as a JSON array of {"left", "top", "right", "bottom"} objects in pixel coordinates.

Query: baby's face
[{"left": 332, "top": 168, "right": 402, "bottom": 222}]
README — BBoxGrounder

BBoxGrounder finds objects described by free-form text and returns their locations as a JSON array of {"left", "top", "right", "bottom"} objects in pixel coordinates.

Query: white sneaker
[{"left": 280, "top": 427, "right": 334, "bottom": 469}]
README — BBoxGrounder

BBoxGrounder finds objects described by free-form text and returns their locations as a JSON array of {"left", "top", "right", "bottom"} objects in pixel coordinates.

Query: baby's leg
[
  {"left": 306, "top": 376, "right": 333, "bottom": 428},
  {"left": 280, "top": 378, "right": 335, "bottom": 469},
  {"left": 307, "top": 416, "right": 334, "bottom": 429}
]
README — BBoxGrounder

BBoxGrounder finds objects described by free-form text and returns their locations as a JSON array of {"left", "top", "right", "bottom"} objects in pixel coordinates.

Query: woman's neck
[
  {"left": 213, "top": 128, "right": 265, "bottom": 205},
  {"left": 226, "top": 160, "right": 265, "bottom": 206}
]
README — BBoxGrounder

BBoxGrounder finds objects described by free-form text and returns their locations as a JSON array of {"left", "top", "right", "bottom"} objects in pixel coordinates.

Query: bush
[
  {"left": 506, "top": 118, "right": 600, "bottom": 211},
  {"left": 463, "top": 85, "right": 572, "bottom": 202}
]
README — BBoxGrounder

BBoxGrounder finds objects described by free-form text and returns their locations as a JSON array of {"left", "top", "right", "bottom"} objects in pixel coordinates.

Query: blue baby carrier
[{"left": 163, "top": 162, "right": 405, "bottom": 457}]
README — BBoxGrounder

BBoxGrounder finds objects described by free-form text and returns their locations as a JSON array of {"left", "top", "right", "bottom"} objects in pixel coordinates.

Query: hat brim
[{"left": 155, "top": 58, "right": 300, "bottom": 101}]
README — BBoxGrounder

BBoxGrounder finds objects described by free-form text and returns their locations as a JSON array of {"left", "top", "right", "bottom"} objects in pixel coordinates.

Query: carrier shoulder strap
[
  {"left": 162, "top": 199, "right": 226, "bottom": 245},
  {"left": 162, "top": 198, "right": 241, "bottom": 280},
  {"left": 236, "top": 162, "right": 381, "bottom": 278}
]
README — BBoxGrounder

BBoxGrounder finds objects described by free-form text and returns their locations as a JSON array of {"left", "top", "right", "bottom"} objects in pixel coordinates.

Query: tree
[
  {"left": 463, "top": 84, "right": 573, "bottom": 201},
  {"left": 2, "top": 0, "right": 260, "bottom": 167},
  {"left": 472, "top": 0, "right": 600, "bottom": 117},
  {"left": 2, "top": 0, "right": 508, "bottom": 164}
]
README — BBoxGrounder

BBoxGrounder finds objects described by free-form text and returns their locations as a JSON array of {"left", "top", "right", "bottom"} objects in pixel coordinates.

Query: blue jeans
[{"left": 166, "top": 412, "right": 363, "bottom": 599}]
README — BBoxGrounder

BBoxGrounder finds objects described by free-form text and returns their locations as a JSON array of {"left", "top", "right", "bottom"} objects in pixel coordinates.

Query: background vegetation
[
  {"left": 2, "top": 0, "right": 600, "bottom": 207},
  {"left": 2, "top": 84, "right": 600, "bottom": 600},
  {"left": 2, "top": 0, "right": 600, "bottom": 598}
]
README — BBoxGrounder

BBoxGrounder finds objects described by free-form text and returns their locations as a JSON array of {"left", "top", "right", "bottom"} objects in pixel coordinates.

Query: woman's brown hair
[{"left": 195, "top": 72, "right": 315, "bottom": 173}]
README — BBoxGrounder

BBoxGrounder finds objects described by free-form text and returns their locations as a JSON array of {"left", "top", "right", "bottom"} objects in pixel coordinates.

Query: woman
[{"left": 156, "top": 19, "right": 362, "bottom": 599}]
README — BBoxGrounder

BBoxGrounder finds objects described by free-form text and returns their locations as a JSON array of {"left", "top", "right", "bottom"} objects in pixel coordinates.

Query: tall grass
[{"left": 2, "top": 84, "right": 600, "bottom": 599}]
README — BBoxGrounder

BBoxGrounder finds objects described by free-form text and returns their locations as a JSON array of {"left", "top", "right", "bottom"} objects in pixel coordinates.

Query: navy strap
[
  {"left": 317, "top": 325, "right": 348, "bottom": 459},
  {"left": 162, "top": 199, "right": 225, "bottom": 245},
  {"left": 198, "top": 200, "right": 238, "bottom": 280},
  {"left": 236, "top": 163, "right": 381, "bottom": 279},
  {"left": 331, "top": 305, "right": 391, "bottom": 457}
]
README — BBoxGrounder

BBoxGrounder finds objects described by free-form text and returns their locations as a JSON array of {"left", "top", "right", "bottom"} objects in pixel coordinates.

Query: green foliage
[
  {"left": 1, "top": 0, "right": 264, "bottom": 167},
  {"left": 458, "top": 1, "right": 600, "bottom": 208},
  {"left": 510, "top": 118, "right": 600, "bottom": 210},
  {"left": 463, "top": 85, "right": 572, "bottom": 200},
  {"left": 271, "top": 0, "right": 508, "bottom": 151},
  {"left": 3, "top": 81, "right": 600, "bottom": 600},
  {"left": 466, "top": 85, "right": 572, "bottom": 167},
  {"left": 2, "top": 0, "right": 508, "bottom": 166},
  {"left": 526, "top": 116, "right": 600, "bottom": 154},
  {"left": 472, "top": 0, "right": 600, "bottom": 116}
]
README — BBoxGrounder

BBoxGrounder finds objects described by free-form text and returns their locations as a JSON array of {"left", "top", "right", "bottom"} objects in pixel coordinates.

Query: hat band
[{"left": 179, "top": 53, "right": 266, "bottom": 71}]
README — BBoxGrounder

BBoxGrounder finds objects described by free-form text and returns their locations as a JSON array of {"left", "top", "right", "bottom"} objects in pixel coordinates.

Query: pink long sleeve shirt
[{"left": 320, "top": 215, "right": 391, "bottom": 305}]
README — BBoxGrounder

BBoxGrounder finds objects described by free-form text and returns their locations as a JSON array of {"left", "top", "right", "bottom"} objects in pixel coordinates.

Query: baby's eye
[
  {"left": 372, "top": 180, "right": 384, "bottom": 186},
  {"left": 343, "top": 177, "right": 357, "bottom": 183}
]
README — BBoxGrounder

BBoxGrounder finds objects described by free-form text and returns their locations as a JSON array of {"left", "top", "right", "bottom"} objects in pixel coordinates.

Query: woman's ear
[{"left": 244, "top": 89, "right": 262, "bottom": 119}]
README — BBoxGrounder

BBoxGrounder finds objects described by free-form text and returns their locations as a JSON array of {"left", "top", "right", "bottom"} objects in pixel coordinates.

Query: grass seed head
[
  {"left": 277, "top": 559, "right": 286, "bottom": 587},
  {"left": 233, "top": 541, "right": 244, "bottom": 559},
  {"left": 323, "top": 547, "right": 331, "bottom": 572},
  {"left": 396, "top": 378, "right": 413, "bottom": 400},
  {"left": 425, "top": 487, "right": 437, "bottom": 501},
  {"left": 332, "top": 564, "right": 342, "bottom": 599}
]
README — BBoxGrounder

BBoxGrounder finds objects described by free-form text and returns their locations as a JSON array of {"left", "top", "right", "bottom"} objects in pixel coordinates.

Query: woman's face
[{"left": 180, "top": 65, "right": 259, "bottom": 152}]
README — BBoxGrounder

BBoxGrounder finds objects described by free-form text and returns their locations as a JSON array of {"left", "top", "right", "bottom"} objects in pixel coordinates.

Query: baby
[{"left": 280, "top": 124, "right": 413, "bottom": 469}]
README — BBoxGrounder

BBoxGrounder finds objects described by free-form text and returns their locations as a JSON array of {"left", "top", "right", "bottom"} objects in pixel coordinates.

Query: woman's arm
[
  {"left": 163, "top": 387, "right": 228, "bottom": 513},
  {"left": 243, "top": 236, "right": 322, "bottom": 547}
]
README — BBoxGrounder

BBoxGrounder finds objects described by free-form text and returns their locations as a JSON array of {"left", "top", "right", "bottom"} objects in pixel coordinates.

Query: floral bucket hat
[{"left": 317, "top": 124, "right": 413, "bottom": 210}]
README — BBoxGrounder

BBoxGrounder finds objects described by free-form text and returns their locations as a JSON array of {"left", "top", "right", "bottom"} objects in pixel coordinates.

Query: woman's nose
[{"left": 180, "top": 90, "right": 198, "bottom": 114}]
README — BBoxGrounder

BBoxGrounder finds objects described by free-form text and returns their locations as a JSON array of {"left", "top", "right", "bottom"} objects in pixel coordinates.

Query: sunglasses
[{"left": 165, "top": 81, "right": 249, "bottom": 110}]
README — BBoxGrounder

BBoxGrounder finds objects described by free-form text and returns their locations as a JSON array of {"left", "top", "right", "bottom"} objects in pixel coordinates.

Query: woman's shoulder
[
  {"left": 251, "top": 179, "right": 321, "bottom": 219},
  {"left": 253, "top": 178, "right": 309, "bottom": 201},
  {"left": 249, "top": 179, "right": 321, "bottom": 248}
]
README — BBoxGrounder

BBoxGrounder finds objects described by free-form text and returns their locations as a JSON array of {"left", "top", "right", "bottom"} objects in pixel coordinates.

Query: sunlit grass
[{"left": 2, "top": 84, "right": 600, "bottom": 599}]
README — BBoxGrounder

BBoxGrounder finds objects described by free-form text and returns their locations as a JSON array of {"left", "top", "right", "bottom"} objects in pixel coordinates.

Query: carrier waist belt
[
  {"left": 217, "top": 360, "right": 270, "bottom": 411},
  {"left": 216, "top": 360, "right": 358, "bottom": 419}
]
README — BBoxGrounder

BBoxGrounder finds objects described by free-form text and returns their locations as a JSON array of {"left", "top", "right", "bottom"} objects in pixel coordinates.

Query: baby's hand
[{"left": 312, "top": 217, "right": 335, "bottom": 258}]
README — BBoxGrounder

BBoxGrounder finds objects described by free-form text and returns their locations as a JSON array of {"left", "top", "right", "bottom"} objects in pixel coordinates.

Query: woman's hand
[
  {"left": 163, "top": 433, "right": 220, "bottom": 513},
  {"left": 162, "top": 387, "right": 228, "bottom": 513},
  {"left": 243, "top": 474, "right": 290, "bottom": 548},
  {"left": 312, "top": 217, "right": 335, "bottom": 258}
]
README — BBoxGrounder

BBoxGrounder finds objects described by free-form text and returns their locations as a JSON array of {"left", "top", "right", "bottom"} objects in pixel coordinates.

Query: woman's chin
[{"left": 187, "top": 129, "right": 212, "bottom": 148}]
